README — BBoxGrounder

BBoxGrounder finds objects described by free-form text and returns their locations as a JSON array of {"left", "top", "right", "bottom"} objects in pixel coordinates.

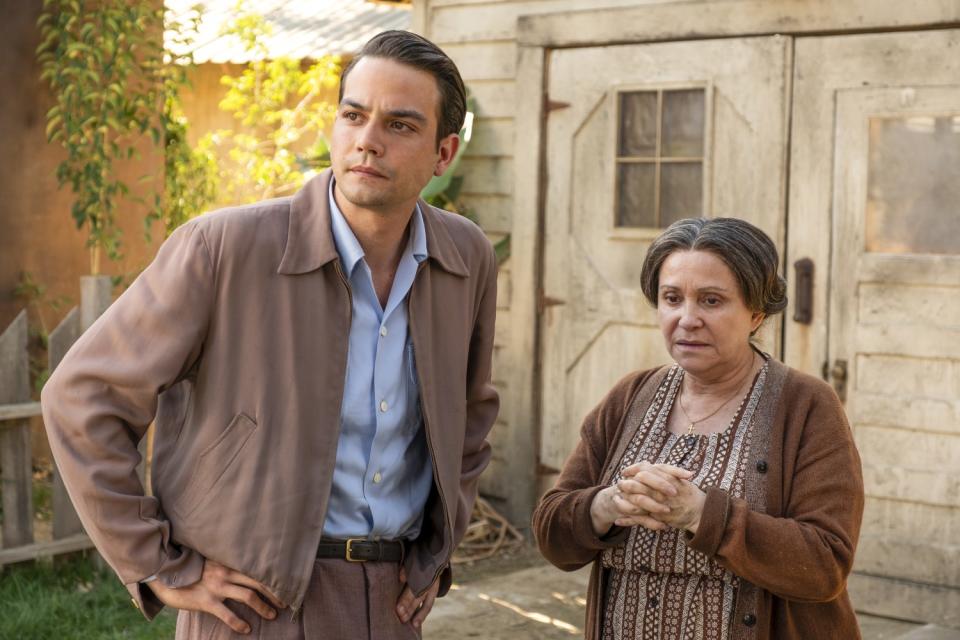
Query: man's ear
[{"left": 434, "top": 133, "right": 460, "bottom": 177}]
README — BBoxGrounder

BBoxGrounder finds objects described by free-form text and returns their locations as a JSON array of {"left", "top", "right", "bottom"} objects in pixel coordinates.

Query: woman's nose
[{"left": 678, "top": 303, "right": 702, "bottom": 329}]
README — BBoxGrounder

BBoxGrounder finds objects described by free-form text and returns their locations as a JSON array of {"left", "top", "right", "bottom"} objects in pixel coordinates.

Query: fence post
[
  {"left": 0, "top": 311, "right": 34, "bottom": 548},
  {"left": 48, "top": 307, "right": 83, "bottom": 540}
]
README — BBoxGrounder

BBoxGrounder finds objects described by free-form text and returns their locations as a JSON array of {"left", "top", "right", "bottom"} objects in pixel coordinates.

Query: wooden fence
[{"left": 0, "top": 277, "right": 112, "bottom": 566}]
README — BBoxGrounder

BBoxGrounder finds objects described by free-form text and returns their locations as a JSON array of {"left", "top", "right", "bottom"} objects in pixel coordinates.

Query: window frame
[{"left": 609, "top": 81, "right": 713, "bottom": 240}]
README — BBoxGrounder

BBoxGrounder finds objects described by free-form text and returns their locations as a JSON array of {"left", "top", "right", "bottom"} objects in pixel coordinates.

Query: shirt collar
[{"left": 328, "top": 178, "right": 428, "bottom": 279}]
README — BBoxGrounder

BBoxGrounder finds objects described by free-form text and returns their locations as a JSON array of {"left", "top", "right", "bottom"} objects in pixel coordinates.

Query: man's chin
[{"left": 337, "top": 185, "right": 391, "bottom": 210}]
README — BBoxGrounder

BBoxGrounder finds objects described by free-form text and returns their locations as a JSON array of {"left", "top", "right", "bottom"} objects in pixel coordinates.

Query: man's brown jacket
[{"left": 41, "top": 170, "right": 499, "bottom": 618}]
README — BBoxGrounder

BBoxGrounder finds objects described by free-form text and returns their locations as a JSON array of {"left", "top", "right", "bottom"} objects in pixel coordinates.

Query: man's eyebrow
[
  {"left": 340, "top": 99, "right": 368, "bottom": 111},
  {"left": 340, "top": 99, "right": 428, "bottom": 124},
  {"left": 386, "top": 108, "right": 427, "bottom": 123},
  {"left": 659, "top": 284, "right": 732, "bottom": 293}
]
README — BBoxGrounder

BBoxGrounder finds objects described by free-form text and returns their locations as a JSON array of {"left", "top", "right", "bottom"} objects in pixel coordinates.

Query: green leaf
[{"left": 45, "top": 114, "right": 62, "bottom": 141}]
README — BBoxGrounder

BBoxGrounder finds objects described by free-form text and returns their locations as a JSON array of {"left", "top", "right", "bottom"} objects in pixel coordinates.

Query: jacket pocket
[{"left": 175, "top": 412, "right": 257, "bottom": 518}]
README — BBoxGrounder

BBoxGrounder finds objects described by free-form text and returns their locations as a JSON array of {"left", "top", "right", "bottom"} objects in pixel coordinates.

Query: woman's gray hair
[{"left": 639, "top": 217, "right": 787, "bottom": 316}]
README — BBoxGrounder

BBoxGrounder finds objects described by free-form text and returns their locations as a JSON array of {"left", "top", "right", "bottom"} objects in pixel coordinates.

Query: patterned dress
[{"left": 600, "top": 359, "right": 770, "bottom": 640}]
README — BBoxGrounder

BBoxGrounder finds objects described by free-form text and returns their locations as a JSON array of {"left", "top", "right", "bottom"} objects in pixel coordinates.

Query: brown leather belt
[{"left": 316, "top": 538, "right": 404, "bottom": 563}]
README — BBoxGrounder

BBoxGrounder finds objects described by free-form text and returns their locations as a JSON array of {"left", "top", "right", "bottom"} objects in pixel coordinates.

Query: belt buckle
[{"left": 345, "top": 538, "right": 367, "bottom": 562}]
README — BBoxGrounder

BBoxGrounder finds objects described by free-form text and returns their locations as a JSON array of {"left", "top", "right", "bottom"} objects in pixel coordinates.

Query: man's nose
[{"left": 356, "top": 123, "right": 384, "bottom": 156}]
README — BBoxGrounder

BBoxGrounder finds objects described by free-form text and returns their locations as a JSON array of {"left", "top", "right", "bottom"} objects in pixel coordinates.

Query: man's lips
[{"left": 349, "top": 165, "right": 386, "bottom": 178}]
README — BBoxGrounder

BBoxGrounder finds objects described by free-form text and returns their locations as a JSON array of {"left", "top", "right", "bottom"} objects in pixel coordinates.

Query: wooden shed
[{"left": 411, "top": 0, "right": 960, "bottom": 627}]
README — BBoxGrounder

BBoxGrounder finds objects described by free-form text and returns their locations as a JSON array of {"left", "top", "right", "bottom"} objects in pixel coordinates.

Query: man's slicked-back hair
[{"left": 339, "top": 30, "right": 467, "bottom": 146}]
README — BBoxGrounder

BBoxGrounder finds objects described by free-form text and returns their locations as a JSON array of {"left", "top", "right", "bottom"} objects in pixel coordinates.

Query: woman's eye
[
  {"left": 664, "top": 294, "right": 680, "bottom": 304},
  {"left": 704, "top": 297, "right": 721, "bottom": 306}
]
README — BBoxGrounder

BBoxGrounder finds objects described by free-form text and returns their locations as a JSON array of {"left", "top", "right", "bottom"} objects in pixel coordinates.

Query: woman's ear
[{"left": 751, "top": 312, "right": 765, "bottom": 333}]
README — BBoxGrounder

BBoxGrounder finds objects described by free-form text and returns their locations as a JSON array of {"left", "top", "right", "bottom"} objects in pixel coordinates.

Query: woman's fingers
[
  {"left": 619, "top": 472, "right": 678, "bottom": 497},
  {"left": 613, "top": 489, "right": 668, "bottom": 515},
  {"left": 655, "top": 464, "right": 695, "bottom": 480},
  {"left": 615, "top": 514, "right": 667, "bottom": 530},
  {"left": 622, "top": 461, "right": 694, "bottom": 481}
]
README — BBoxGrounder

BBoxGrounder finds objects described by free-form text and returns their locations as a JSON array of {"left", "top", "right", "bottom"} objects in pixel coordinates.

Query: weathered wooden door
[
  {"left": 791, "top": 31, "right": 960, "bottom": 625},
  {"left": 539, "top": 37, "right": 790, "bottom": 471}
]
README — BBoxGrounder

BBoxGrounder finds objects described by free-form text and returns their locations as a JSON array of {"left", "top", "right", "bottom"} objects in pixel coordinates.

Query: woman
[{"left": 533, "top": 218, "right": 864, "bottom": 639}]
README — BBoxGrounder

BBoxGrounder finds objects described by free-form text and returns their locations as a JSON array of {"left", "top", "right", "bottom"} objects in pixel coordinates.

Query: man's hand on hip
[
  {"left": 146, "top": 559, "right": 284, "bottom": 634},
  {"left": 396, "top": 567, "right": 440, "bottom": 631}
]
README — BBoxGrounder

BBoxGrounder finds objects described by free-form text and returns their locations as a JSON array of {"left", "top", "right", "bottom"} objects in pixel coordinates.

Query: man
[{"left": 41, "top": 30, "right": 499, "bottom": 639}]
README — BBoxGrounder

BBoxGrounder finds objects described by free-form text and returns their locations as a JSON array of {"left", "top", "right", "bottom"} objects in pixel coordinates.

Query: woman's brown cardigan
[{"left": 532, "top": 359, "right": 864, "bottom": 640}]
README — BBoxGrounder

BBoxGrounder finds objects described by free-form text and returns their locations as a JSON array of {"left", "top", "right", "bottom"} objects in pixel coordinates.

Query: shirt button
[
  {"left": 743, "top": 613, "right": 757, "bottom": 627},
  {"left": 379, "top": 400, "right": 388, "bottom": 412},
  {"left": 380, "top": 326, "right": 388, "bottom": 337},
  {"left": 373, "top": 472, "right": 382, "bottom": 484}
]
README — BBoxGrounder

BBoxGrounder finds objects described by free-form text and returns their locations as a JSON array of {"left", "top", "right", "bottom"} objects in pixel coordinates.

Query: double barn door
[{"left": 539, "top": 30, "right": 960, "bottom": 623}]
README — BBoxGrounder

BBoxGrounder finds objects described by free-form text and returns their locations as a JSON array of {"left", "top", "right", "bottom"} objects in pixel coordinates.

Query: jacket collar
[{"left": 277, "top": 169, "right": 469, "bottom": 278}]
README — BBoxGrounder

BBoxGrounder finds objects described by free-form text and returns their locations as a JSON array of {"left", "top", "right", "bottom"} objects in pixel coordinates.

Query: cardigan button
[
  {"left": 756, "top": 460, "right": 768, "bottom": 473},
  {"left": 743, "top": 613, "right": 757, "bottom": 627},
  {"left": 648, "top": 596, "right": 659, "bottom": 608}
]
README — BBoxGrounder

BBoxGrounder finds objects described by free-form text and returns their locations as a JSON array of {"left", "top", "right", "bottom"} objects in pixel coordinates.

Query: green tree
[
  {"left": 37, "top": 0, "right": 217, "bottom": 270},
  {"left": 202, "top": 6, "right": 341, "bottom": 203},
  {"left": 147, "top": 5, "right": 219, "bottom": 239},
  {"left": 37, "top": 0, "right": 165, "bottom": 274}
]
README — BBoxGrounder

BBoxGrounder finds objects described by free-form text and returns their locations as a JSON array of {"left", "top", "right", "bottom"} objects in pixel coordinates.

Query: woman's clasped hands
[{"left": 590, "top": 461, "right": 707, "bottom": 536}]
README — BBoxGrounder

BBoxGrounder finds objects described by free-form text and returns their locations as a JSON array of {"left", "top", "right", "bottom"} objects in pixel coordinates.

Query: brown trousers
[{"left": 175, "top": 558, "right": 422, "bottom": 640}]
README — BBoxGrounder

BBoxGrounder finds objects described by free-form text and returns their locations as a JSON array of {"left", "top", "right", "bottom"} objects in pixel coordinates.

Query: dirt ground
[{"left": 425, "top": 544, "right": 959, "bottom": 640}]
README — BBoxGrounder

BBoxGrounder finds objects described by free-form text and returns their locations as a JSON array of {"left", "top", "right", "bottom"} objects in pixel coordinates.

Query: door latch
[{"left": 826, "top": 359, "right": 848, "bottom": 403}]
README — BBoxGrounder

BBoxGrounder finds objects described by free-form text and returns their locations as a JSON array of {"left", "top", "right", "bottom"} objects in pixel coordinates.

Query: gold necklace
[{"left": 678, "top": 370, "right": 753, "bottom": 436}]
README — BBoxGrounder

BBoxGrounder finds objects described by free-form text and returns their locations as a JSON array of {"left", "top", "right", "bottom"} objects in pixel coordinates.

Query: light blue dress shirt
[{"left": 322, "top": 179, "right": 434, "bottom": 540}]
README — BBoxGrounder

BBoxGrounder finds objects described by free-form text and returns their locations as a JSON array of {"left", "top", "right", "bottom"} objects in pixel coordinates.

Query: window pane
[
  {"left": 618, "top": 92, "right": 657, "bottom": 157},
  {"left": 616, "top": 163, "right": 656, "bottom": 227},
  {"left": 660, "top": 162, "right": 703, "bottom": 226},
  {"left": 662, "top": 89, "right": 705, "bottom": 158},
  {"left": 866, "top": 116, "right": 960, "bottom": 255}
]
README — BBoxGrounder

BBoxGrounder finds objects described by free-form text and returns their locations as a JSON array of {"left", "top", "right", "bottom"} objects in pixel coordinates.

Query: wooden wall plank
[
  {"left": 468, "top": 81, "right": 518, "bottom": 119},
  {"left": 0, "top": 402, "right": 41, "bottom": 421},
  {"left": 859, "top": 253, "right": 960, "bottom": 288},
  {"left": 498, "top": 42, "right": 545, "bottom": 524},
  {"left": 856, "top": 354, "right": 960, "bottom": 400},
  {"left": 80, "top": 276, "right": 112, "bottom": 332},
  {"left": 431, "top": 0, "right": 672, "bottom": 43},
  {"left": 48, "top": 307, "right": 83, "bottom": 540},
  {"left": 863, "top": 497, "right": 960, "bottom": 547},
  {"left": 460, "top": 193, "right": 513, "bottom": 234},
  {"left": 517, "top": 0, "right": 960, "bottom": 47},
  {"left": 467, "top": 118, "right": 515, "bottom": 157},
  {"left": 856, "top": 534, "right": 960, "bottom": 587},
  {"left": 849, "top": 573, "right": 960, "bottom": 627},
  {"left": 0, "top": 533, "right": 93, "bottom": 567},
  {"left": 460, "top": 157, "right": 514, "bottom": 195},
  {"left": 862, "top": 463, "right": 960, "bottom": 509},
  {"left": 857, "top": 324, "right": 960, "bottom": 361},
  {"left": 859, "top": 283, "right": 960, "bottom": 329},
  {"left": 0, "top": 311, "right": 33, "bottom": 548},
  {"left": 855, "top": 425, "right": 959, "bottom": 469},
  {"left": 440, "top": 42, "right": 517, "bottom": 81},
  {"left": 850, "top": 392, "right": 958, "bottom": 435}
]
